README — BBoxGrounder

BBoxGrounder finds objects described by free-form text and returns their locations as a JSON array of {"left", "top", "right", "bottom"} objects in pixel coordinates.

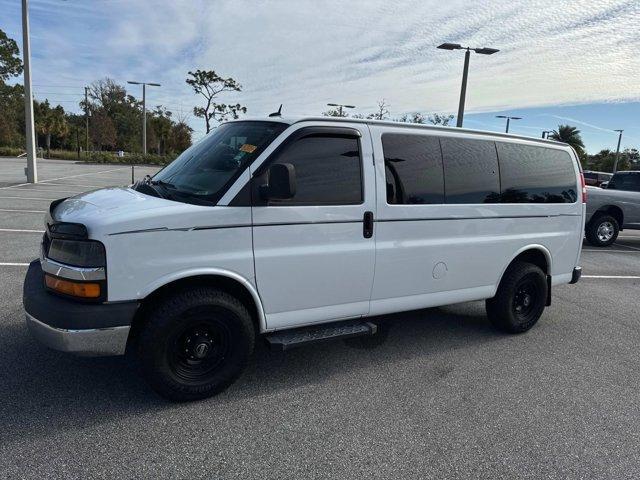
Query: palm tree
[
  {"left": 35, "top": 101, "right": 69, "bottom": 157},
  {"left": 549, "top": 125, "right": 585, "bottom": 156}
]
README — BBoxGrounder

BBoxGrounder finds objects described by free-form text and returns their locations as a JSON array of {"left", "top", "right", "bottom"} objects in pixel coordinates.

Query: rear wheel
[
  {"left": 585, "top": 214, "right": 619, "bottom": 247},
  {"left": 137, "top": 287, "right": 255, "bottom": 402},
  {"left": 486, "top": 261, "right": 547, "bottom": 334}
]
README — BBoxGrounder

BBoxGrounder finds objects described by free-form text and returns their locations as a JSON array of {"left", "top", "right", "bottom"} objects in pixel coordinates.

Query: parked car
[
  {"left": 583, "top": 170, "right": 612, "bottom": 187},
  {"left": 23, "top": 118, "right": 585, "bottom": 401},
  {"left": 585, "top": 171, "right": 640, "bottom": 246}
]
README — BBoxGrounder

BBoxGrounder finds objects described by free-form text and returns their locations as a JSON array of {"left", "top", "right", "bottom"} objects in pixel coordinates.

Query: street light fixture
[
  {"left": 437, "top": 43, "right": 499, "bottom": 128},
  {"left": 495, "top": 115, "right": 522, "bottom": 133},
  {"left": 127, "top": 81, "right": 161, "bottom": 155},
  {"left": 613, "top": 129, "right": 624, "bottom": 173},
  {"left": 327, "top": 103, "right": 355, "bottom": 117}
]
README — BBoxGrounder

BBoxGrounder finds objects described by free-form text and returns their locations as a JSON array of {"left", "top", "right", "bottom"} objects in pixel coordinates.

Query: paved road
[{"left": 1, "top": 157, "right": 639, "bottom": 479}]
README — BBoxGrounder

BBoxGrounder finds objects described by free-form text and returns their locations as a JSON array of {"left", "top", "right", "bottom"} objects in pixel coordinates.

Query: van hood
[{"left": 51, "top": 187, "right": 215, "bottom": 236}]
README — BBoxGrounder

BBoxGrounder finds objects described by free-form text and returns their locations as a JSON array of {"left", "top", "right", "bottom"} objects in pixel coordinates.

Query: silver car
[{"left": 585, "top": 171, "right": 640, "bottom": 246}]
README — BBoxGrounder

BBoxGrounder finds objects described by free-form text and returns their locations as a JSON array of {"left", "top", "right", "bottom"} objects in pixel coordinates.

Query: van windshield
[{"left": 145, "top": 121, "right": 288, "bottom": 205}]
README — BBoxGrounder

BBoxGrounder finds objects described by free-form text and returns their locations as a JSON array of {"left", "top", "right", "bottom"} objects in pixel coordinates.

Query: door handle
[{"left": 363, "top": 211, "right": 374, "bottom": 238}]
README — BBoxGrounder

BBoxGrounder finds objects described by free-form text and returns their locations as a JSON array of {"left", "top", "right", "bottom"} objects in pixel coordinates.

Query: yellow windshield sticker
[{"left": 240, "top": 143, "right": 257, "bottom": 153}]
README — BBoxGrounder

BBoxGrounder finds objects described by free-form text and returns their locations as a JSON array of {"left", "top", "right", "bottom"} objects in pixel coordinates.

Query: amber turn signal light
[{"left": 45, "top": 274, "right": 101, "bottom": 298}]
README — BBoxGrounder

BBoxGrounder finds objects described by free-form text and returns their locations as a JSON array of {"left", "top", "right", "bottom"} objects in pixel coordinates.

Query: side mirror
[
  {"left": 600, "top": 181, "right": 609, "bottom": 189},
  {"left": 260, "top": 163, "right": 296, "bottom": 200}
]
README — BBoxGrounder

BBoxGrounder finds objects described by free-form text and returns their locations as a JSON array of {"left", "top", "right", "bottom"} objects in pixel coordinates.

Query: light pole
[
  {"left": 21, "top": 0, "right": 37, "bottom": 183},
  {"left": 327, "top": 103, "right": 355, "bottom": 117},
  {"left": 612, "top": 129, "right": 624, "bottom": 173},
  {"left": 496, "top": 115, "right": 522, "bottom": 133},
  {"left": 127, "top": 81, "right": 161, "bottom": 154},
  {"left": 437, "top": 43, "right": 499, "bottom": 128}
]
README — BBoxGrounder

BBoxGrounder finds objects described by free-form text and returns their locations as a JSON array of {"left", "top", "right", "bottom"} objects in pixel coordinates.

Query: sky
[{"left": 2, "top": 0, "right": 639, "bottom": 153}]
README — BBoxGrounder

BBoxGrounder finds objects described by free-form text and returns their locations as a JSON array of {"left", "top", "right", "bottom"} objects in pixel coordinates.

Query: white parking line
[
  {"left": 0, "top": 228, "right": 44, "bottom": 233},
  {"left": 0, "top": 262, "right": 29, "bottom": 267},
  {"left": 0, "top": 209, "right": 46, "bottom": 213},
  {"left": 0, "top": 196, "right": 59, "bottom": 201},
  {"left": 616, "top": 243, "right": 640, "bottom": 252},
  {"left": 582, "top": 249, "right": 638, "bottom": 253},
  {"left": 0, "top": 167, "right": 128, "bottom": 190},
  {"left": 583, "top": 275, "right": 640, "bottom": 279},
  {"left": 5, "top": 187, "right": 84, "bottom": 194},
  {"left": 33, "top": 182, "right": 105, "bottom": 188}
]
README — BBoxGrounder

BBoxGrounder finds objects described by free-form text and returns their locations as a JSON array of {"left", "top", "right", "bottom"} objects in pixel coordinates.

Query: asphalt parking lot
[{"left": 1, "top": 157, "right": 639, "bottom": 479}]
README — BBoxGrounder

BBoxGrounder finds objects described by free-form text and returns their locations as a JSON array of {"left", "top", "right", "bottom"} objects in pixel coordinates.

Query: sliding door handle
[{"left": 363, "top": 211, "right": 374, "bottom": 238}]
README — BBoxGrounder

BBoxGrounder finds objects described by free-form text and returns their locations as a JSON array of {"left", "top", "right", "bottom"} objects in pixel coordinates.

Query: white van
[{"left": 24, "top": 117, "right": 585, "bottom": 401}]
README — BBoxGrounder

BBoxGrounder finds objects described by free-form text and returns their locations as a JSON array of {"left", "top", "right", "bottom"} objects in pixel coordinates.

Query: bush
[
  {"left": 0, "top": 146, "right": 176, "bottom": 166},
  {"left": 0, "top": 146, "right": 24, "bottom": 157}
]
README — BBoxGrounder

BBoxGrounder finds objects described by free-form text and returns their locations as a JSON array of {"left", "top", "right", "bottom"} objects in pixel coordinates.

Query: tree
[
  {"left": 186, "top": 69, "right": 246, "bottom": 133},
  {"left": 370, "top": 99, "right": 390, "bottom": 120},
  {"left": 90, "top": 110, "right": 117, "bottom": 151},
  {"left": 549, "top": 125, "right": 585, "bottom": 157},
  {"left": 149, "top": 106, "right": 173, "bottom": 154},
  {"left": 34, "top": 100, "right": 69, "bottom": 157},
  {"left": 427, "top": 113, "right": 454, "bottom": 126},
  {"left": 323, "top": 107, "right": 349, "bottom": 117},
  {"left": 0, "top": 28, "right": 23, "bottom": 83},
  {"left": 169, "top": 121, "right": 193, "bottom": 153},
  {"left": 397, "top": 112, "right": 453, "bottom": 126},
  {"left": 586, "top": 148, "right": 637, "bottom": 172},
  {"left": 397, "top": 112, "right": 426, "bottom": 124},
  {"left": 0, "top": 30, "right": 25, "bottom": 148}
]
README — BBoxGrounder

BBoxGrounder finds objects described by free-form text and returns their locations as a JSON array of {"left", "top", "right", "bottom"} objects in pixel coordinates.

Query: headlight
[{"left": 47, "top": 239, "right": 106, "bottom": 268}]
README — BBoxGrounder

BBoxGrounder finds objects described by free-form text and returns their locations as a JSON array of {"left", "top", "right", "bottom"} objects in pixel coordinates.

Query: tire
[
  {"left": 137, "top": 287, "right": 255, "bottom": 402},
  {"left": 486, "top": 261, "right": 548, "bottom": 334},
  {"left": 585, "top": 214, "right": 619, "bottom": 247}
]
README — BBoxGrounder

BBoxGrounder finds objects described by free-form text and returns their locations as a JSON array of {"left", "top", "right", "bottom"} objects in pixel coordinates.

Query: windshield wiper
[
  {"left": 149, "top": 179, "right": 177, "bottom": 190},
  {"left": 135, "top": 175, "right": 176, "bottom": 200}
]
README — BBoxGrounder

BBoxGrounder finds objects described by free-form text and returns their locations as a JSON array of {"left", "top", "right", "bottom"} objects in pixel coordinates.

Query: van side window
[
  {"left": 382, "top": 134, "right": 444, "bottom": 204},
  {"left": 497, "top": 143, "right": 577, "bottom": 203},
  {"left": 267, "top": 134, "right": 363, "bottom": 205},
  {"left": 440, "top": 137, "right": 500, "bottom": 203}
]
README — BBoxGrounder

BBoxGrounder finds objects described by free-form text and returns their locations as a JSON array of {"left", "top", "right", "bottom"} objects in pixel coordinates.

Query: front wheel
[
  {"left": 486, "top": 261, "right": 548, "bottom": 334},
  {"left": 585, "top": 214, "right": 619, "bottom": 247},
  {"left": 137, "top": 287, "right": 255, "bottom": 402}
]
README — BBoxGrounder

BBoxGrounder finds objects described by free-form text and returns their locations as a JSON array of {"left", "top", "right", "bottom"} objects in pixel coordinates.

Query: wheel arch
[
  {"left": 128, "top": 269, "right": 267, "bottom": 351},
  {"left": 592, "top": 205, "right": 624, "bottom": 229},
  {"left": 493, "top": 245, "right": 552, "bottom": 296}
]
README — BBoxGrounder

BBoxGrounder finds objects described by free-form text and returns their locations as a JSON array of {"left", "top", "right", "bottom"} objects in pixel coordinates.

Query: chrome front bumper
[{"left": 26, "top": 313, "right": 130, "bottom": 356}]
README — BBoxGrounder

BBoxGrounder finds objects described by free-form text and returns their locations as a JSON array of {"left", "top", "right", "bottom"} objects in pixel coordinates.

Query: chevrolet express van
[{"left": 23, "top": 117, "right": 585, "bottom": 401}]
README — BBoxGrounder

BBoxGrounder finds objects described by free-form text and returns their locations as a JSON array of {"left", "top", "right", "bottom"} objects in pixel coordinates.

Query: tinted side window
[
  {"left": 382, "top": 133, "right": 444, "bottom": 204},
  {"left": 267, "top": 134, "right": 362, "bottom": 205},
  {"left": 608, "top": 172, "right": 640, "bottom": 192},
  {"left": 440, "top": 137, "right": 500, "bottom": 203},
  {"left": 497, "top": 143, "right": 577, "bottom": 203}
]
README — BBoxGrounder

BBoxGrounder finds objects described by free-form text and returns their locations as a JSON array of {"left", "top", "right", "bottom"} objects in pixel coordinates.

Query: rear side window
[
  {"left": 267, "top": 134, "right": 362, "bottom": 205},
  {"left": 608, "top": 172, "right": 640, "bottom": 192},
  {"left": 440, "top": 137, "right": 500, "bottom": 203},
  {"left": 497, "top": 143, "right": 577, "bottom": 203},
  {"left": 382, "top": 134, "right": 444, "bottom": 204}
]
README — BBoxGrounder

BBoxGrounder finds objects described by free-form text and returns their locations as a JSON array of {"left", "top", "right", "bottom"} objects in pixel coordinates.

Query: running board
[{"left": 265, "top": 320, "right": 378, "bottom": 351}]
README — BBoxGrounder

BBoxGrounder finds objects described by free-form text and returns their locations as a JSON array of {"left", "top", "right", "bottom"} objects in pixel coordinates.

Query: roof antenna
[{"left": 268, "top": 104, "right": 283, "bottom": 117}]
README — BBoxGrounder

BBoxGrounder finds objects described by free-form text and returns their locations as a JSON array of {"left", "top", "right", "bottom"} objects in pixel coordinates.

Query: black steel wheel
[
  {"left": 486, "top": 261, "right": 547, "bottom": 334},
  {"left": 137, "top": 287, "right": 255, "bottom": 402}
]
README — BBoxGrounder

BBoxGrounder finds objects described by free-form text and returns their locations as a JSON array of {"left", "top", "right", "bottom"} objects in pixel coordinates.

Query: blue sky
[{"left": 2, "top": 0, "right": 639, "bottom": 153}]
